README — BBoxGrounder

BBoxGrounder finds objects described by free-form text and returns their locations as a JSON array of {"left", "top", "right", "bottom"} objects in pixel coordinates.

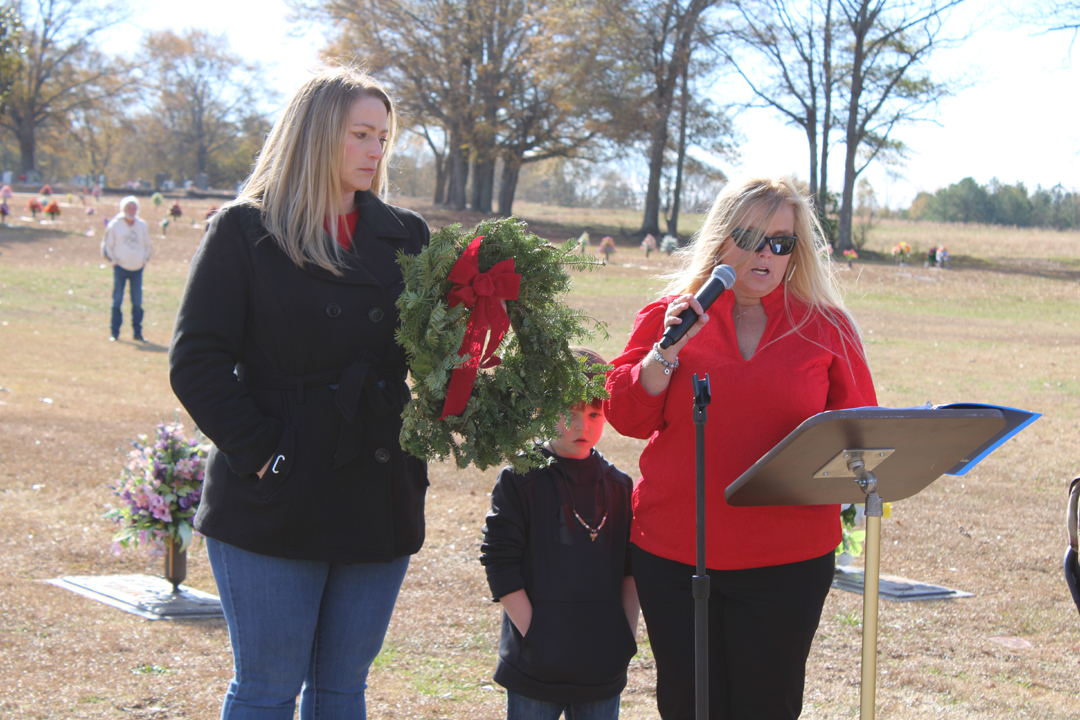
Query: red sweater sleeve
[{"left": 604, "top": 299, "right": 672, "bottom": 440}]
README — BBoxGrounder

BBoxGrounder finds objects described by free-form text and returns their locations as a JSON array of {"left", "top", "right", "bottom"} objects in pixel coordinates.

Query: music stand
[{"left": 725, "top": 406, "right": 1010, "bottom": 720}]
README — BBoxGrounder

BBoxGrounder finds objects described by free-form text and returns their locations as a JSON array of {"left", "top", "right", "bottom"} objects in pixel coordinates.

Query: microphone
[{"left": 658, "top": 264, "right": 737, "bottom": 349}]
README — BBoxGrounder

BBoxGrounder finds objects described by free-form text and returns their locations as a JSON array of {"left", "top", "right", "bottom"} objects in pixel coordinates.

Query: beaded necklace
[{"left": 562, "top": 468, "right": 608, "bottom": 542}]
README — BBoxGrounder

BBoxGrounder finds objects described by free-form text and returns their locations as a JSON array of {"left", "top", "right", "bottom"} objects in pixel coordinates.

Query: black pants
[{"left": 633, "top": 545, "right": 835, "bottom": 720}]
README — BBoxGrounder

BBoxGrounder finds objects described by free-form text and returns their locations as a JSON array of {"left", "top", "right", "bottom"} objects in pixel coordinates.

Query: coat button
[
  {"left": 368, "top": 307, "right": 384, "bottom": 323},
  {"left": 326, "top": 303, "right": 342, "bottom": 318},
  {"left": 374, "top": 448, "right": 390, "bottom": 463}
]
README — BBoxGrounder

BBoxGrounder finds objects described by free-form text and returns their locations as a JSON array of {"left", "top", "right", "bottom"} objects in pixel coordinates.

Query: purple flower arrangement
[{"left": 105, "top": 422, "right": 209, "bottom": 557}]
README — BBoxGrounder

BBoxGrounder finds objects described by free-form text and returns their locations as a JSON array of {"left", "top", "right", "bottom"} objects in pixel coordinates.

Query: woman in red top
[{"left": 606, "top": 176, "right": 876, "bottom": 720}]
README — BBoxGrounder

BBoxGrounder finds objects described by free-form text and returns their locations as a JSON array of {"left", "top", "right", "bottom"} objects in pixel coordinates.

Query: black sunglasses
[{"left": 731, "top": 228, "right": 798, "bottom": 256}]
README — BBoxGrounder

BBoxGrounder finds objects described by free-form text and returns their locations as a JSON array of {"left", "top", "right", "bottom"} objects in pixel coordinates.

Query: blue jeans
[
  {"left": 110, "top": 265, "right": 143, "bottom": 337},
  {"left": 506, "top": 691, "right": 620, "bottom": 720},
  {"left": 206, "top": 538, "right": 410, "bottom": 720}
]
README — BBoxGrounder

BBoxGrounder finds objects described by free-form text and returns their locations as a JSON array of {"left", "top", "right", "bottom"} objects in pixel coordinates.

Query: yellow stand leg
[{"left": 860, "top": 513, "right": 882, "bottom": 720}]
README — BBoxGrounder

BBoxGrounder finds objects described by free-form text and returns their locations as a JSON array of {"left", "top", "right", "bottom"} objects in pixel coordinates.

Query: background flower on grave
[
  {"left": 598, "top": 235, "right": 616, "bottom": 259},
  {"left": 890, "top": 241, "right": 912, "bottom": 264},
  {"left": 104, "top": 422, "right": 209, "bottom": 558},
  {"left": 837, "top": 501, "right": 893, "bottom": 560},
  {"left": 640, "top": 233, "right": 657, "bottom": 257}
]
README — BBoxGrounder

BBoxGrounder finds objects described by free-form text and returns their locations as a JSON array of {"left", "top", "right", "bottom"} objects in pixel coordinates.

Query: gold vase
[{"left": 164, "top": 537, "right": 187, "bottom": 593}]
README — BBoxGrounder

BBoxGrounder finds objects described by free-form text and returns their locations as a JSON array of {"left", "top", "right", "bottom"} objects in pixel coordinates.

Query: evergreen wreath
[{"left": 396, "top": 217, "right": 607, "bottom": 472}]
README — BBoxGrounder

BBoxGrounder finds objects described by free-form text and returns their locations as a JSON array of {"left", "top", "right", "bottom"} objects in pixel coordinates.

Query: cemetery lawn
[{"left": 1, "top": 195, "right": 1078, "bottom": 719}]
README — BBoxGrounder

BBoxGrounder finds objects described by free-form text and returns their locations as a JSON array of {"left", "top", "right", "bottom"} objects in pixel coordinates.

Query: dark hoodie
[{"left": 480, "top": 447, "right": 636, "bottom": 703}]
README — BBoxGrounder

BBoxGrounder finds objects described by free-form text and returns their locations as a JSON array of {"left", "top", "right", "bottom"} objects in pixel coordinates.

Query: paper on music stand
[{"left": 934, "top": 403, "right": 1041, "bottom": 476}]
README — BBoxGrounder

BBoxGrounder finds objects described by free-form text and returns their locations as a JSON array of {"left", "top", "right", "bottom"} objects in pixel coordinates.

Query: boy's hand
[
  {"left": 499, "top": 589, "right": 533, "bottom": 636},
  {"left": 623, "top": 577, "right": 640, "bottom": 636}
]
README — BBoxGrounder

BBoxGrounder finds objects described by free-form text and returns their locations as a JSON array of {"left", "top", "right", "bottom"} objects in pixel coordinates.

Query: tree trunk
[
  {"left": 194, "top": 105, "right": 208, "bottom": 175},
  {"left": 818, "top": 0, "right": 834, "bottom": 215},
  {"left": 639, "top": 111, "right": 670, "bottom": 238},
  {"left": 432, "top": 152, "right": 446, "bottom": 205},
  {"left": 470, "top": 159, "right": 481, "bottom": 210},
  {"left": 18, "top": 118, "right": 35, "bottom": 176},
  {"left": 196, "top": 142, "right": 208, "bottom": 176},
  {"left": 420, "top": 128, "right": 447, "bottom": 205},
  {"left": 838, "top": 148, "right": 857, "bottom": 250},
  {"left": 666, "top": 66, "right": 691, "bottom": 238},
  {"left": 497, "top": 155, "right": 521, "bottom": 217},
  {"left": 636, "top": 0, "right": 713, "bottom": 238},
  {"left": 837, "top": 3, "right": 869, "bottom": 251},
  {"left": 471, "top": 158, "right": 494, "bottom": 213},
  {"left": 807, "top": 108, "right": 819, "bottom": 203},
  {"left": 819, "top": 126, "right": 831, "bottom": 217},
  {"left": 446, "top": 130, "right": 468, "bottom": 210}
]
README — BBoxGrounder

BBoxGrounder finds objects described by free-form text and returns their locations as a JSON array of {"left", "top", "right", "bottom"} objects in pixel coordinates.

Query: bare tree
[
  {"left": 0, "top": 0, "right": 132, "bottom": 177},
  {"left": 834, "top": 0, "right": 965, "bottom": 249},
  {"left": 67, "top": 74, "right": 134, "bottom": 180},
  {"left": 409, "top": 124, "right": 448, "bottom": 205},
  {"left": 491, "top": 2, "right": 620, "bottom": 215},
  {"left": 293, "top": 0, "right": 480, "bottom": 209},
  {"left": 723, "top": 0, "right": 964, "bottom": 248},
  {"left": 138, "top": 29, "right": 271, "bottom": 187},
  {"left": 664, "top": 40, "right": 736, "bottom": 237},
  {"left": 0, "top": 5, "right": 23, "bottom": 116},
  {"left": 1012, "top": 1, "right": 1080, "bottom": 32},
  {"left": 723, "top": 0, "right": 840, "bottom": 213},
  {"left": 294, "top": 0, "right": 616, "bottom": 215},
  {"left": 1008, "top": 1, "right": 1080, "bottom": 52},
  {"left": 598, "top": 0, "right": 721, "bottom": 238}
]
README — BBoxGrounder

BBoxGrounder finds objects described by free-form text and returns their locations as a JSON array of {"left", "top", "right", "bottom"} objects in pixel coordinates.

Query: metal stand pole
[
  {"left": 692, "top": 374, "right": 711, "bottom": 720},
  {"left": 861, "top": 510, "right": 882, "bottom": 720},
  {"left": 847, "top": 454, "right": 884, "bottom": 720}
]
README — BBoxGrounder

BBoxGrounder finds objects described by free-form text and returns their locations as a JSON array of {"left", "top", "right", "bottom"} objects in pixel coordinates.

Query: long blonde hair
[
  {"left": 230, "top": 65, "right": 398, "bottom": 273},
  {"left": 663, "top": 176, "right": 864, "bottom": 352}
]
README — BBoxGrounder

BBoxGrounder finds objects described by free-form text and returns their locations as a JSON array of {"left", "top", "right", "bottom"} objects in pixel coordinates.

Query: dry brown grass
[
  {"left": 1, "top": 193, "right": 1078, "bottom": 719},
  {"left": 862, "top": 218, "right": 1080, "bottom": 268},
  {"left": 504, "top": 201, "right": 706, "bottom": 240}
]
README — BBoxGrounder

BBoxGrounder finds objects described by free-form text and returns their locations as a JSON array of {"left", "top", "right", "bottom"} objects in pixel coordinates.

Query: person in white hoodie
[{"left": 101, "top": 195, "right": 153, "bottom": 342}]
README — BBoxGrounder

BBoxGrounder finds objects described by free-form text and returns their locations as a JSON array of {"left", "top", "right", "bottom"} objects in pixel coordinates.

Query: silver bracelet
[{"left": 651, "top": 342, "right": 679, "bottom": 375}]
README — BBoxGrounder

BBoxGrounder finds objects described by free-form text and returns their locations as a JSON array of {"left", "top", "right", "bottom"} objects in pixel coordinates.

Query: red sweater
[{"left": 605, "top": 284, "right": 877, "bottom": 570}]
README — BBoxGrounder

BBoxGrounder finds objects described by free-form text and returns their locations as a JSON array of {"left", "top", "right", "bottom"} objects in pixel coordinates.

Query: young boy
[{"left": 480, "top": 348, "right": 639, "bottom": 720}]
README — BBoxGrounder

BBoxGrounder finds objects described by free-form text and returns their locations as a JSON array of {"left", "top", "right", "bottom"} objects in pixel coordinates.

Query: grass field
[{"left": 1, "top": 192, "right": 1078, "bottom": 719}]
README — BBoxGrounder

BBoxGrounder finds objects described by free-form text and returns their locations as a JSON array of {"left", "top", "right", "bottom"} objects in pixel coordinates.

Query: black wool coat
[{"left": 169, "top": 191, "right": 430, "bottom": 563}]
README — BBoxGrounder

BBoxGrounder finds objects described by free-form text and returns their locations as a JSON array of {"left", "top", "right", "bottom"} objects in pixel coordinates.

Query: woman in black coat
[{"left": 169, "top": 66, "right": 429, "bottom": 719}]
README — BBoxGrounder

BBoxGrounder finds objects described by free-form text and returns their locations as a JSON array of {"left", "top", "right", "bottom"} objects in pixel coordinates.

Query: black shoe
[{"left": 134, "top": 333, "right": 147, "bottom": 343}]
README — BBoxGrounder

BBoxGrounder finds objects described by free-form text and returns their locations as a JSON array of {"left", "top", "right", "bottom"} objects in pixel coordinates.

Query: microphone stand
[{"left": 692, "top": 373, "right": 711, "bottom": 720}]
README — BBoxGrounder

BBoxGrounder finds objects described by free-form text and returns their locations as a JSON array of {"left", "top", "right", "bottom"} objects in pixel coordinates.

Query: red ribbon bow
[{"left": 439, "top": 236, "right": 522, "bottom": 420}]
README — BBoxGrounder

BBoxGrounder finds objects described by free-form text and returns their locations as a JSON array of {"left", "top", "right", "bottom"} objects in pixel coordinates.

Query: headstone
[
  {"left": 832, "top": 566, "right": 973, "bottom": 601},
  {"left": 47, "top": 574, "right": 223, "bottom": 620}
]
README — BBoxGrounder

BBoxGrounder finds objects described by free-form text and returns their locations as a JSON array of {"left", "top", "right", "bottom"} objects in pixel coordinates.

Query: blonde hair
[
  {"left": 663, "top": 176, "right": 863, "bottom": 352},
  {"left": 230, "top": 65, "right": 398, "bottom": 273}
]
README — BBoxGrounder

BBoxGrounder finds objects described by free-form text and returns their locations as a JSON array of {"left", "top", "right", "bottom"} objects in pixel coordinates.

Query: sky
[{"left": 120, "top": 0, "right": 1079, "bottom": 209}]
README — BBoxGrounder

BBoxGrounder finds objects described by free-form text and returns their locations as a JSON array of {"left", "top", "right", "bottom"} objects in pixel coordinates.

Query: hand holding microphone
[{"left": 658, "top": 264, "right": 737, "bottom": 349}]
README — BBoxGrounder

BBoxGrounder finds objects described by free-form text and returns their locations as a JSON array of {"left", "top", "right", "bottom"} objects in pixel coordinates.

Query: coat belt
[{"left": 238, "top": 354, "right": 406, "bottom": 469}]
